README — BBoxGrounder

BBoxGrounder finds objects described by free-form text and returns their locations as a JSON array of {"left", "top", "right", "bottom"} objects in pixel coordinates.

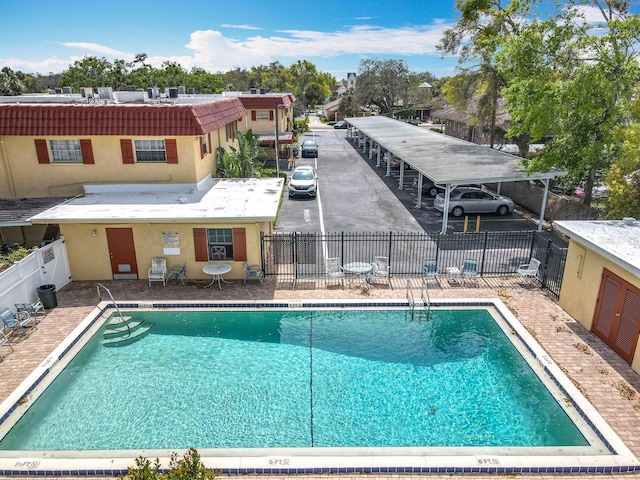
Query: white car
[
  {"left": 288, "top": 166, "right": 317, "bottom": 198},
  {"left": 434, "top": 187, "right": 515, "bottom": 217}
]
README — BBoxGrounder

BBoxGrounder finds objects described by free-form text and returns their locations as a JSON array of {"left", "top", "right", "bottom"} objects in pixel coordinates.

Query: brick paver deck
[{"left": 1, "top": 275, "right": 639, "bottom": 480}]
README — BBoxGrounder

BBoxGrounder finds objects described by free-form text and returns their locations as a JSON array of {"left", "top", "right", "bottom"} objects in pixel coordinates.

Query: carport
[{"left": 345, "top": 116, "right": 566, "bottom": 234}]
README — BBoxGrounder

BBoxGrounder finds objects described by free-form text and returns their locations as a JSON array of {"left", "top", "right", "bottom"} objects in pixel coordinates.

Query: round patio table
[
  {"left": 342, "top": 262, "right": 373, "bottom": 288},
  {"left": 202, "top": 263, "right": 232, "bottom": 290}
]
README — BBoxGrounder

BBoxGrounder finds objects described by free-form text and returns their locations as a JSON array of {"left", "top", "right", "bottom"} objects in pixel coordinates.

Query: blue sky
[{"left": 0, "top": 0, "right": 462, "bottom": 80}]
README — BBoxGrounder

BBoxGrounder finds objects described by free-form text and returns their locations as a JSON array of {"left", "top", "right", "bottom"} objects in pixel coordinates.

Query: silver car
[
  {"left": 288, "top": 166, "right": 317, "bottom": 198},
  {"left": 434, "top": 187, "right": 514, "bottom": 217}
]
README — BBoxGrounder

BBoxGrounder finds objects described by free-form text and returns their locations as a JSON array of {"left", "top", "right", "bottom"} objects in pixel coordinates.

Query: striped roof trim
[{"left": 0, "top": 98, "right": 246, "bottom": 136}]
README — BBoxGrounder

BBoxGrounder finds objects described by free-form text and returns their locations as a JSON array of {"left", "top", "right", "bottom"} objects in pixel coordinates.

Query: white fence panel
[{"left": 0, "top": 238, "right": 71, "bottom": 312}]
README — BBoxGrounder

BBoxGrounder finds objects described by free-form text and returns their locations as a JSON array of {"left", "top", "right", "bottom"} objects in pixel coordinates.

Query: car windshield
[
  {"left": 303, "top": 141, "right": 317, "bottom": 147},
  {"left": 292, "top": 170, "right": 314, "bottom": 180}
]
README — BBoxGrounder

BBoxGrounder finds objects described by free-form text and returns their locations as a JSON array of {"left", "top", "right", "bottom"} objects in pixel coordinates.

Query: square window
[
  {"left": 49, "top": 140, "right": 83, "bottom": 163},
  {"left": 207, "top": 228, "right": 233, "bottom": 260},
  {"left": 134, "top": 139, "right": 166, "bottom": 163}
]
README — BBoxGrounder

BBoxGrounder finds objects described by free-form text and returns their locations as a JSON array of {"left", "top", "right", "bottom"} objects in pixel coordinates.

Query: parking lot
[{"left": 277, "top": 117, "right": 545, "bottom": 235}]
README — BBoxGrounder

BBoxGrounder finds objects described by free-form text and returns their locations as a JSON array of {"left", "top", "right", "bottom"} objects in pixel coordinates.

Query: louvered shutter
[
  {"left": 251, "top": 111, "right": 256, "bottom": 121},
  {"left": 614, "top": 289, "right": 640, "bottom": 362},
  {"left": 193, "top": 228, "right": 208, "bottom": 261},
  {"left": 232, "top": 228, "right": 247, "bottom": 261},
  {"left": 35, "top": 139, "right": 50, "bottom": 164},
  {"left": 593, "top": 275, "right": 620, "bottom": 340},
  {"left": 166, "top": 139, "right": 178, "bottom": 164},
  {"left": 80, "top": 139, "right": 94, "bottom": 164},
  {"left": 120, "top": 139, "right": 134, "bottom": 164}
]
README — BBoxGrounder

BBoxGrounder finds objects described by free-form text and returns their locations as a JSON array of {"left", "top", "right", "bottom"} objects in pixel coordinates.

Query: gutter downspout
[{"left": 0, "top": 136, "right": 17, "bottom": 198}]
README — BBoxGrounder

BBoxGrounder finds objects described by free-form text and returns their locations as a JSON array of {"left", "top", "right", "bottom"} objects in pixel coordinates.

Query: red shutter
[
  {"left": 199, "top": 136, "right": 204, "bottom": 159},
  {"left": 193, "top": 228, "right": 208, "bottom": 261},
  {"left": 120, "top": 139, "right": 134, "bottom": 164},
  {"left": 269, "top": 110, "right": 274, "bottom": 121},
  {"left": 251, "top": 111, "right": 257, "bottom": 121},
  {"left": 166, "top": 139, "right": 178, "bottom": 164},
  {"left": 35, "top": 139, "right": 50, "bottom": 164},
  {"left": 232, "top": 228, "right": 247, "bottom": 261},
  {"left": 80, "top": 139, "right": 94, "bottom": 164}
]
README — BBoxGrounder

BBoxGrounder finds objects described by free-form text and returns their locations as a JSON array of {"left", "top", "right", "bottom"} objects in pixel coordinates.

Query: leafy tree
[
  {"left": 338, "top": 87, "right": 358, "bottom": 118},
  {"left": 437, "top": 0, "right": 531, "bottom": 150},
  {"left": 59, "top": 56, "right": 116, "bottom": 90},
  {"left": 248, "top": 61, "right": 290, "bottom": 91},
  {"left": 189, "top": 67, "right": 224, "bottom": 94},
  {"left": 355, "top": 58, "right": 410, "bottom": 116},
  {"left": 498, "top": 1, "right": 640, "bottom": 206},
  {"left": 218, "top": 130, "right": 265, "bottom": 178},
  {"left": 221, "top": 67, "right": 250, "bottom": 91},
  {"left": 289, "top": 60, "right": 319, "bottom": 113},
  {"left": 0, "top": 67, "right": 24, "bottom": 95},
  {"left": 606, "top": 100, "right": 640, "bottom": 219},
  {"left": 304, "top": 81, "right": 325, "bottom": 110}
]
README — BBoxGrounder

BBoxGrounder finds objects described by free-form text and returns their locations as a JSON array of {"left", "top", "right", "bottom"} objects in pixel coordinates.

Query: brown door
[
  {"left": 593, "top": 269, "right": 640, "bottom": 364},
  {"left": 106, "top": 228, "right": 139, "bottom": 280}
]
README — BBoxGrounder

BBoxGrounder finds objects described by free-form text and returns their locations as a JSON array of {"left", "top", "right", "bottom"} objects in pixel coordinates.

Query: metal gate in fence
[{"left": 261, "top": 231, "right": 567, "bottom": 299}]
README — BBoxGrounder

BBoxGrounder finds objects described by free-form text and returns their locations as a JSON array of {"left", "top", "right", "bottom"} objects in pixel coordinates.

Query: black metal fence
[{"left": 261, "top": 231, "right": 567, "bottom": 299}]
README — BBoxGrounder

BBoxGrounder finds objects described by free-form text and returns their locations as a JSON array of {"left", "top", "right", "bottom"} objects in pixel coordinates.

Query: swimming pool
[{"left": 0, "top": 299, "right": 637, "bottom": 475}]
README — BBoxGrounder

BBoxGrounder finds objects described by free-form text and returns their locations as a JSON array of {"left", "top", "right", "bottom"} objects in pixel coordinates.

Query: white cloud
[
  {"left": 1, "top": 22, "right": 453, "bottom": 74},
  {"left": 61, "top": 42, "right": 133, "bottom": 58},
  {"left": 184, "top": 23, "right": 450, "bottom": 71},
  {"left": 220, "top": 24, "right": 263, "bottom": 30}
]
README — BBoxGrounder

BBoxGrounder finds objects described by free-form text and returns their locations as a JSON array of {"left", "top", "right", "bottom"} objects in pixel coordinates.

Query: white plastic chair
[
  {"left": 370, "top": 256, "right": 390, "bottom": 286},
  {"left": 517, "top": 258, "right": 541, "bottom": 284},
  {"left": 326, "top": 257, "right": 345, "bottom": 287},
  {"left": 148, "top": 258, "right": 168, "bottom": 287}
]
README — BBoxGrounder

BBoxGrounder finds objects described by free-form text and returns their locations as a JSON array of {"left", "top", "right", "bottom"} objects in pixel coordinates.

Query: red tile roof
[
  {"left": 239, "top": 94, "right": 296, "bottom": 110},
  {"left": 0, "top": 98, "right": 246, "bottom": 136}
]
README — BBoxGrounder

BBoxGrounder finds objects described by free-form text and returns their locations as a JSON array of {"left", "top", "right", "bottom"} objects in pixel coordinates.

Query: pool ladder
[
  {"left": 406, "top": 278, "right": 430, "bottom": 322},
  {"left": 97, "top": 283, "right": 154, "bottom": 347}
]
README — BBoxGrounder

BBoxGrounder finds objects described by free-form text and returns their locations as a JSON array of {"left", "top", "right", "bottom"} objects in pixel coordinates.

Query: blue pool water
[{"left": 0, "top": 307, "right": 588, "bottom": 451}]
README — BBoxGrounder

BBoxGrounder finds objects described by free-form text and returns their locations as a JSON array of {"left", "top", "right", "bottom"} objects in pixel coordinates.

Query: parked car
[
  {"left": 288, "top": 166, "right": 317, "bottom": 198},
  {"left": 333, "top": 120, "right": 348, "bottom": 129},
  {"left": 434, "top": 187, "right": 515, "bottom": 217},
  {"left": 300, "top": 139, "right": 318, "bottom": 158},
  {"left": 413, "top": 178, "right": 481, "bottom": 197}
]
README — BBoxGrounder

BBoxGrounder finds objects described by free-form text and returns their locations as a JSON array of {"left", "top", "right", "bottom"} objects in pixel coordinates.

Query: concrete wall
[{"left": 60, "top": 221, "right": 270, "bottom": 282}]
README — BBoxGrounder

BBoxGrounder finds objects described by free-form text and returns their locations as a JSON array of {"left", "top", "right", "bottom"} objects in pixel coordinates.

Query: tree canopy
[{"left": 355, "top": 58, "right": 411, "bottom": 115}]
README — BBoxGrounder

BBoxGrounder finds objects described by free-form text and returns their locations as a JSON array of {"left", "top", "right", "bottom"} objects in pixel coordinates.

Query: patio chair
[
  {"left": 326, "top": 257, "right": 345, "bottom": 287},
  {"left": 15, "top": 300, "right": 47, "bottom": 323},
  {"left": 423, "top": 258, "right": 440, "bottom": 284},
  {"left": 0, "top": 322, "right": 13, "bottom": 360},
  {"left": 243, "top": 261, "right": 265, "bottom": 285},
  {"left": 148, "top": 257, "right": 168, "bottom": 287},
  {"left": 370, "top": 256, "right": 390, "bottom": 287},
  {"left": 517, "top": 258, "right": 541, "bottom": 284},
  {"left": 166, "top": 263, "right": 188, "bottom": 286},
  {"left": 461, "top": 258, "right": 479, "bottom": 285},
  {"left": 0, "top": 308, "right": 37, "bottom": 338}
]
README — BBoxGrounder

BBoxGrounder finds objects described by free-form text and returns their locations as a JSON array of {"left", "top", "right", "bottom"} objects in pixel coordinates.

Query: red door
[
  {"left": 106, "top": 228, "right": 139, "bottom": 279},
  {"left": 593, "top": 269, "right": 640, "bottom": 364}
]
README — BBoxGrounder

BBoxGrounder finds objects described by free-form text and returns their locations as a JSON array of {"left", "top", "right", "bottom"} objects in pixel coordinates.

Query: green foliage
[
  {"left": 0, "top": 67, "right": 25, "bottom": 95},
  {"left": 121, "top": 449, "right": 217, "bottom": 480},
  {"left": 356, "top": 58, "right": 410, "bottom": 115},
  {"left": 0, "top": 246, "right": 38, "bottom": 273},
  {"left": 217, "top": 130, "right": 265, "bottom": 178},
  {"left": 338, "top": 87, "right": 357, "bottom": 118}
]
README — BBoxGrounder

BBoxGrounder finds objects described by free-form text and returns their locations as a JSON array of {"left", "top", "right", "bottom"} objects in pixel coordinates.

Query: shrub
[{"left": 121, "top": 448, "right": 218, "bottom": 480}]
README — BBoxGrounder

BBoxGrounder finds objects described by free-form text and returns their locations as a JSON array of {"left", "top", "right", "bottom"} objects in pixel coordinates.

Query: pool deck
[{"left": 1, "top": 275, "right": 640, "bottom": 480}]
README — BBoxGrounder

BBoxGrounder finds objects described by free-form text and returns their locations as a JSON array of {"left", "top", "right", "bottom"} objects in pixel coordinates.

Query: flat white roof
[
  {"left": 554, "top": 219, "right": 640, "bottom": 278},
  {"left": 29, "top": 177, "right": 284, "bottom": 224}
]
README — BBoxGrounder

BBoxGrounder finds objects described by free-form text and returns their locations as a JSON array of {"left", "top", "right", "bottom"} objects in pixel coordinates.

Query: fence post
[
  {"left": 480, "top": 231, "right": 489, "bottom": 275},
  {"left": 541, "top": 238, "right": 553, "bottom": 289},
  {"left": 387, "top": 231, "right": 393, "bottom": 271}
]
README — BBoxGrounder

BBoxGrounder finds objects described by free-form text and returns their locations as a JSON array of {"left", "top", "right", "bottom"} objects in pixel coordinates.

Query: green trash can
[{"left": 37, "top": 284, "right": 58, "bottom": 309}]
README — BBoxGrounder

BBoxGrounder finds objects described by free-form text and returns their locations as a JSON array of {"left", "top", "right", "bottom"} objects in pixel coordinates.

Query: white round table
[
  {"left": 342, "top": 262, "right": 373, "bottom": 288},
  {"left": 202, "top": 263, "right": 232, "bottom": 290}
]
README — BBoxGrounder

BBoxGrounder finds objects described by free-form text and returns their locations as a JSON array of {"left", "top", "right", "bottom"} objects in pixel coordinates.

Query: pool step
[{"left": 103, "top": 316, "right": 154, "bottom": 347}]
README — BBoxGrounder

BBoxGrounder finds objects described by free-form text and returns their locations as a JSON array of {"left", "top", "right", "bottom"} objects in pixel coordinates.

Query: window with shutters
[
  {"left": 134, "top": 139, "right": 166, "bottom": 162},
  {"left": 201, "top": 135, "right": 208, "bottom": 156},
  {"left": 49, "top": 140, "right": 83, "bottom": 163},
  {"left": 207, "top": 228, "right": 233, "bottom": 260},
  {"left": 256, "top": 110, "right": 270, "bottom": 121},
  {"left": 193, "top": 227, "right": 247, "bottom": 262},
  {"left": 225, "top": 121, "right": 236, "bottom": 141}
]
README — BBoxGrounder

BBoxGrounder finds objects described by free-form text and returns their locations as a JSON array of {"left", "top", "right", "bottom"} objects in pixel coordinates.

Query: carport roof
[{"left": 346, "top": 116, "right": 565, "bottom": 185}]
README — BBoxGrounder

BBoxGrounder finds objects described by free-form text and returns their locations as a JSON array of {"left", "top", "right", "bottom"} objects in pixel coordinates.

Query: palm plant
[{"left": 216, "top": 129, "right": 265, "bottom": 178}]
